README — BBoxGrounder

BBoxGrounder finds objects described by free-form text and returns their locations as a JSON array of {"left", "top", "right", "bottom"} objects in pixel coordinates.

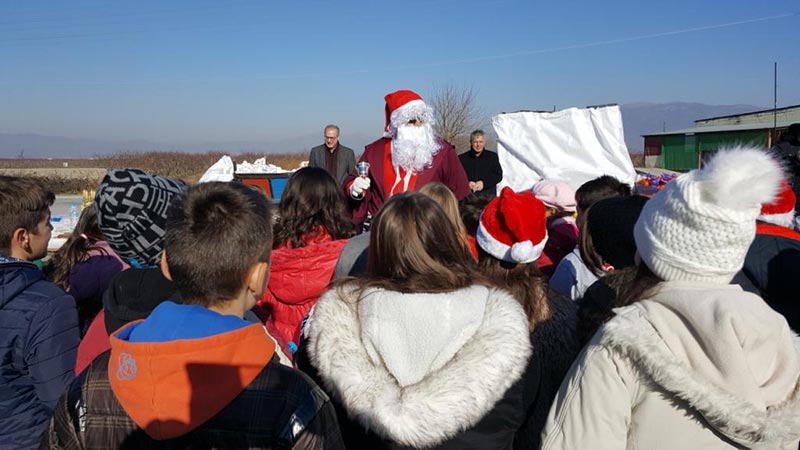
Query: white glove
[{"left": 350, "top": 176, "right": 371, "bottom": 199}]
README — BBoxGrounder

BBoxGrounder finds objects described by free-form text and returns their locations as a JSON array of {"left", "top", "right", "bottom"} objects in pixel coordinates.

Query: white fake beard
[{"left": 391, "top": 123, "right": 440, "bottom": 173}]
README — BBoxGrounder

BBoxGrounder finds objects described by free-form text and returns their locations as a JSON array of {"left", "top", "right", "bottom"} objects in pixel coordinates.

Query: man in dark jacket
[
  {"left": 771, "top": 123, "right": 800, "bottom": 212},
  {"left": 42, "top": 182, "right": 344, "bottom": 449},
  {"left": 308, "top": 124, "right": 356, "bottom": 185},
  {"left": 0, "top": 176, "right": 80, "bottom": 450},
  {"left": 459, "top": 129, "right": 503, "bottom": 196}
]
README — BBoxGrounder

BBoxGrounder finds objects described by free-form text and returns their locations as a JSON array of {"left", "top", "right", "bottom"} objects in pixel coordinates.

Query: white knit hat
[{"left": 633, "top": 146, "right": 782, "bottom": 284}]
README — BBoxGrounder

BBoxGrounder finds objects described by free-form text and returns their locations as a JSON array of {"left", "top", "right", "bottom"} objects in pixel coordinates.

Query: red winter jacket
[{"left": 254, "top": 233, "right": 348, "bottom": 359}]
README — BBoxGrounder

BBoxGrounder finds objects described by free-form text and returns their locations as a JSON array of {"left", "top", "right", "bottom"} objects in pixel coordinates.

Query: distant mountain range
[{"left": 0, "top": 102, "right": 766, "bottom": 158}]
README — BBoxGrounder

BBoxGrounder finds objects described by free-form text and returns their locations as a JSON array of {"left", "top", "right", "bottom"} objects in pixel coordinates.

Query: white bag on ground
[
  {"left": 493, "top": 105, "right": 636, "bottom": 193},
  {"left": 199, "top": 155, "right": 235, "bottom": 183}
]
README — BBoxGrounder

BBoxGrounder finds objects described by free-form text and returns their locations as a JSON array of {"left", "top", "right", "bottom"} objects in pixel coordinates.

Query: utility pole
[{"left": 774, "top": 62, "right": 778, "bottom": 129}]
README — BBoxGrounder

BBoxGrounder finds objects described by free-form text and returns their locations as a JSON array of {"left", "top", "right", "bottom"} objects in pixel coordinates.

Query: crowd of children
[{"left": 1, "top": 143, "right": 799, "bottom": 449}]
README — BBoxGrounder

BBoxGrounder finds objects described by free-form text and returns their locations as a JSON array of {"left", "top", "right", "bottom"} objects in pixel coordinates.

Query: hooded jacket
[
  {"left": 541, "top": 281, "right": 800, "bottom": 450},
  {"left": 74, "top": 267, "right": 179, "bottom": 374},
  {"left": 42, "top": 302, "right": 345, "bottom": 449},
  {"left": 303, "top": 284, "right": 532, "bottom": 449},
  {"left": 742, "top": 222, "right": 800, "bottom": 332},
  {"left": 0, "top": 257, "right": 80, "bottom": 450},
  {"left": 255, "top": 233, "right": 347, "bottom": 357}
]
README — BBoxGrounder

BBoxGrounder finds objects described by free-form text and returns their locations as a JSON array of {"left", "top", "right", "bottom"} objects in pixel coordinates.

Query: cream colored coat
[{"left": 541, "top": 281, "right": 800, "bottom": 450}]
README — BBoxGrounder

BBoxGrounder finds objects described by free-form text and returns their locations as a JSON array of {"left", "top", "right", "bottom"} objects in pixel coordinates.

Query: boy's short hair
[
  {"left": 575, "top": 175, "right": 631, "bottom": 213},
  {"left": 0, "top": 176, "right": 55, "bottom": 255},
  {"left": 164, "top": 182, "right": 273, "bottom": 307}
]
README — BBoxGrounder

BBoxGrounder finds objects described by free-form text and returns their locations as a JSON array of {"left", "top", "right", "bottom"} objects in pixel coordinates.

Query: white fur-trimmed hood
[
  {"left": 305, "top": 284, "right": 531, "bottom": 448},
  {"left": 601, "top": 284, "right": 800, "bottom": 448}
]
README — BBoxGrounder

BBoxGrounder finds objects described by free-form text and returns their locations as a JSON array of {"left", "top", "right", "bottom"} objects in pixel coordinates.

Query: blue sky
[{"left": 1, "top": 0, "right": 797, "bottom": 150}]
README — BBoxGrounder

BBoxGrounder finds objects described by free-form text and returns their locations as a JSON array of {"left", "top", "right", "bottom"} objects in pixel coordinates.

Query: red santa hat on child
[
  {"left": 758, "top": 179, "right": 796, "bottom": 228},
  {"left": 384, "top": 89, "right": 434, "bottom": 135},
  {"left": 476, "top": 187, "right": 549, "bottom": 264}
]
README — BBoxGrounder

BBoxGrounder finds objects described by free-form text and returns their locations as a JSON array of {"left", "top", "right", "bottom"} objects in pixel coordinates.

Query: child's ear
[
  {"left": 160, "top": 251, "right": 173, "bottom": 281},
  {"left": 247, "top": 262, "right": 270, "bottom": 297},
  {"left": 10, "top": 228, "right": 30, "bottom": 258}
]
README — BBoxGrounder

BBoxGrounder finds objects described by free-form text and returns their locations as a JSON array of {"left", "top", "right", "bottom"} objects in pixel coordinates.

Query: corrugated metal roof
[
  {"left": 642, "top": 121, "right": 795, "bottom": 137},
  {"left": 695, "top": 104, "right": 800, "bottom": 122}
]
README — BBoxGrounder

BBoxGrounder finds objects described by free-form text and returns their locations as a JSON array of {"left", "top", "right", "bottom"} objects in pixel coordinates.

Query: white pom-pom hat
[
  {"left": 476, "top": 187, "right": 548, "bottom": 264},
  {"left": 633, "top": 146, "right": 782, "bottom": 284}
]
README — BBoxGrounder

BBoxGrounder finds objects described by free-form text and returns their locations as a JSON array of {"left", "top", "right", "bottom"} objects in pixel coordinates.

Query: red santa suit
[{"left": 344, "top": 90, "right": 470, "bottom": 227}]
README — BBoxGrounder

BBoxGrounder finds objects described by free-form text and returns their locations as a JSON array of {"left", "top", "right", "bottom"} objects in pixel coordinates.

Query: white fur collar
[
  {"left": 601, "top": 305, "right": 800, "bottom": 448},
  {"left": 306, "top": 284, "right": 531, "bottom": 448}
]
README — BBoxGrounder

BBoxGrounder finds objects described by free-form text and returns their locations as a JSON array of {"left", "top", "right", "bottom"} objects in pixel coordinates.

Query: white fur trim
[
  {"left": 306, "top": 285, "right": 532, "bottom": 448},
  {"left": 476, "top": 221, "right": 547, "bottom": 264},
  {"left": 758, "top": 211, "right": 796, "bottom": 229},
  {"left": 601, "top": 309, "right": 800, "bottom": 446},
  {"left": 389, "top": 100, "right": 434, "bottom": 134}
]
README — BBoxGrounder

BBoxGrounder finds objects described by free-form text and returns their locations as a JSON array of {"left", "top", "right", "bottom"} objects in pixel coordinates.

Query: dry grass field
[{"left": 0, "top": 151, "right": 307, "bottom": 193}]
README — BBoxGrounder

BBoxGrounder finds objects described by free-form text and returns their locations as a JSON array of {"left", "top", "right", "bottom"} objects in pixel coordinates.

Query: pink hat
[
  {"left": 532, "top": 180, "right": 577, "bottom": 212},
  {"left": 477, "top": 187, "right": 549, "bottom": 264}
]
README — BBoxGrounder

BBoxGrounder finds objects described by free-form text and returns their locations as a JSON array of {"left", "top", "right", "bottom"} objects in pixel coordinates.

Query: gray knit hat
[{"left": 95, "top": 168, "right": 187, "bottom": 268}]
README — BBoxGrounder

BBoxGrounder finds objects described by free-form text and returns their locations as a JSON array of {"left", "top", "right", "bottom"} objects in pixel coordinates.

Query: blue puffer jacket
[{"left": 0, "top": 257, "right": 80, "bottom": 449}]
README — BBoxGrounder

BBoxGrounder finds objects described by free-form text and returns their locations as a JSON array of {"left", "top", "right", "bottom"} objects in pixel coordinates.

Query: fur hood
[
  {"left": 601, "top": 281, "right": 800, "bottom": 448},
  {"left": 305, "top": 284, "right": 531, "bottom": 448}
]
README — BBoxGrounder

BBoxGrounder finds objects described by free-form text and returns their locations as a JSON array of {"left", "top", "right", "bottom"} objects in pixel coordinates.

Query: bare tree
[{"left": 428, "top": 82, "right": 485, "bottom": 151}]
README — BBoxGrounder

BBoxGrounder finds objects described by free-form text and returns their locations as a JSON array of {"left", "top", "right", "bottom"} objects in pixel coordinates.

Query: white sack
[
  {"left": 199, "top": 155, "right": 292, "bottom": 183},
  {"left": 493, "top": 105, "right": 636, "bottom": 193},
  {"left": 198, "top": 155, "right": 235, "bottom": 183}
]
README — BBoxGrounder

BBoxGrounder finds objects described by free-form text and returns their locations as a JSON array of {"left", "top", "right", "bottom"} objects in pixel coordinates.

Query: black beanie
[
  {"left": 103, "top": 267, "right": 181, "bottom": 334},
  {"left": 586, "top": 195, "right": 648, "bottom": 269}
]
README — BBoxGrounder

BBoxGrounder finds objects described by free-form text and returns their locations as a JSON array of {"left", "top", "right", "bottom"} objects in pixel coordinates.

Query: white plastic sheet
[
  {"left": 493, "top": 105, "right": 636, "bottom": 193},
  {"left": 198, "top": 156, "right": 292, "bottom": 183}
]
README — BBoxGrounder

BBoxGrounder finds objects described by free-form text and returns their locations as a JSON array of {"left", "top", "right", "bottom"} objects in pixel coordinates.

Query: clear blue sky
[{"left": 1, "top": 0, "right": 798, "bottom": 149}]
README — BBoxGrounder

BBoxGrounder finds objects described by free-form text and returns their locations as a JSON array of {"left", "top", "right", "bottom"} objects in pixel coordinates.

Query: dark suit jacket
[{"left": 308, "top": 144, "right": 356, "bottom": 185}]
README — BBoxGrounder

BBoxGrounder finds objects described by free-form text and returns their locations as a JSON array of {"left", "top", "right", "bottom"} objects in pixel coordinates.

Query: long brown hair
[
  {"left": 419, "top": 182, "right": 469, "bottom": 249},
  {"left": 477, "top": 246, "right": 551, "bottom": 329},
  {"left": 44, "top": 204, "right": 106, "bottom": 290},
  {"left": 346, "top": 192, "right": 491, "bottom": 295},
  {"left": 577, "top": 210, "right": 605, "bottom": 276},
  {"left": 273, "top": 167, "right": 355, "bottom": 249}
]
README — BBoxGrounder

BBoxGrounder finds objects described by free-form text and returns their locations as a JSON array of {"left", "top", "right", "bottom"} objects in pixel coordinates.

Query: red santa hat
[
  {"left": 384, "top": 89, "right": 429, "bottom": 133},
  {"left": 476, "top": 187, "right": 549, "bottom": 264},
  {"left": 758, "top": 179, "right": 796, "bottom": 228}
]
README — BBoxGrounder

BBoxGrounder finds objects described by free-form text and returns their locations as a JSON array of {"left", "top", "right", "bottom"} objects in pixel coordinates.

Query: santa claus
[{"left": 345, "top": 89, "right": 470, "bottom": 228}]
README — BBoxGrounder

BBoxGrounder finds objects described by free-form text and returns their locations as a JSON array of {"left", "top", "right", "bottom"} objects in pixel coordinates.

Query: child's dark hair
[
  {"left": 459, "top": 192, "right": 493, "bottom": 237},
  {"left": 44, "top": 205, "right": 106, "bottom": 290},
  {"left": 575, "top": 175, "right": 631, "bottom": 213},
  {"left": 164, "top": 182, "right": 273, "bottom": 307},
  {"left": 273, "top": 167, "right": 355, "bottom": 249},
  {"left": 576, "top": 263, "right": 662, "bottom": 346},
  {"left": 0, "top": 176, "right": 54, "bottom": 255}
]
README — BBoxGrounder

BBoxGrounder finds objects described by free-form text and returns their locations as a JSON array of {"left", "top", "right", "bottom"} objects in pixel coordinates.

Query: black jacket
[
  {"left": 514, "top": 294, "right": 579, "bottom": 450},
  {"left": 742, "top": 225, "right": 800, "bottom": 332},
  {"left": 459, "top": 149, "right": 503, "bottom": 194}
]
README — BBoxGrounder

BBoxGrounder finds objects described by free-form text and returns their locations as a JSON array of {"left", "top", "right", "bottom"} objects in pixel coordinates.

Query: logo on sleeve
[{"left": 116, "top": 353, "right": 137, "bottom": 381}]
